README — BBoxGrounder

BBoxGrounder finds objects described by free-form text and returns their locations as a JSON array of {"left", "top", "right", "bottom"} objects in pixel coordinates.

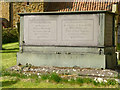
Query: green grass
[
  {"left": 118, "top": 60, "right": 120, "bottom": 65},
  {"left": 2, "top": 79, "right": 95, "bottom": 88},
  {"left": 2, "top": 42, "right": 19, "bottom": 70},
  {"left": 1, "top": 42, "right": 119, "bottom": 88},
  {"left": 117, "top": 44, "right": 120, "bottom": 51}
]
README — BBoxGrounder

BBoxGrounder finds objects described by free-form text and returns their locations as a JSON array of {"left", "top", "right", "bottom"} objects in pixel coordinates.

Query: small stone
[
  {"left": 37, "top": 73, "right": 40, "bottom": 76},
  {"left": 42, "top": 68, "right": 45, "bottom": 71},
  {"left": 98, "top": 74, "right": 100, "bottom": 76},
  {"left": 14, "top": 69, "right": 17, "bottom": 71},
  {"left": 67, "top": 70, "right": 70, "bottom": 72},
  {"left": 46, "top": 79, "right": 49, "bottom": 82},
  {"left": 23, "top": 72, "right": 26, "bottom": 75},
  {"left": 94, "top": 77, "right": 98, "bottom": 82},
  {"left": 103, "top": 79, "right": 107, "bottom": 83},
  {"left": 102, "top": 70, "right": 106, "bottom": 71},
  {"left": 97, "top": 78, "right": 103, "bottom": 83},
  {"left": 115, "top": 79, "right": 119, "bottom": 82},
  {"left": 38, "top": 76, "right": 41, "bottom": 78},
  {"left": 82, "top": 69, "right": 84, "bottom": 71},
  {"left": 23, "top": 69, "right": 27, "bottom": 72},
  {"left": 110, "top": 73, "right": 113, "bottom": 75},
  {"left": 30, "top": 68, "right": 33, "bottom": 71},
  {"left": 45, "top": 70, "right": 48, "bottom": 72},
  {"left": 73, "top": 69, "right": 76, "bottom": 72},
  {"left": 56, "top": 70, "right": 59, "bottom": 73},
  {"left": 101, "top": 75, "right": 104, "bottom": 77}
]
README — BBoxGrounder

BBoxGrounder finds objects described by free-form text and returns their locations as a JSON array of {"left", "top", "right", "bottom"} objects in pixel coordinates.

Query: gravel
[{"left": 9, "top": 65, "right": 119, "bottom": 78}]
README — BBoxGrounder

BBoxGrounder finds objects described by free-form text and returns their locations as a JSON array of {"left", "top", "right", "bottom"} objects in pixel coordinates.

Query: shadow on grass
[
  {"left": 1, "top": 48, "right": 19, "bottom": 53},
  {"left": 1, "top": 51, "right": 19, "bottom": 53},
  {"left": 2, "top": 48, "right": 19, "bottom": 50},
  {"left": 1, "top": 80, "right": 18, "bottom": 87}
]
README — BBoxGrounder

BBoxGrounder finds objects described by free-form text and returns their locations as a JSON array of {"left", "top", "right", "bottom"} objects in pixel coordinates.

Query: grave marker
[{"left": 17, "top": 11, "right": 117, "bottom": 69}]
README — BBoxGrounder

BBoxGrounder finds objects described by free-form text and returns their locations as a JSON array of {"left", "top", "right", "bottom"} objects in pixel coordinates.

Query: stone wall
[
  {"left": 0, "top": 2, "right": 44, "bottom": 27},
  {"left": 44, "top": 2, "right": 73, "bottom": 12},
  {"left": 13, "top": 2, "right": 44, "bottom": 27},
  {"left": 0, "top": 2, "right": 9, "bottom": 21}
]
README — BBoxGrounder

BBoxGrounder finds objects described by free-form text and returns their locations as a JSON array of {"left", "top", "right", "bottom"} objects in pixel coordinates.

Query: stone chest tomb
[{"left": 17, "top": 11, "right": 117, "bottom": 69}]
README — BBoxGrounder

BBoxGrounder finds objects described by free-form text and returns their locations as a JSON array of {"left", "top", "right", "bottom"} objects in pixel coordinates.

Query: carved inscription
[
  {"left": 62, "top": 19, "right": 94, "bottom": 41},
  {"left": 24, "top": 15, "right": 99, "bottom": 46},
  {"left": 28, "top": 17, "right": 57, "bottom": 41}
]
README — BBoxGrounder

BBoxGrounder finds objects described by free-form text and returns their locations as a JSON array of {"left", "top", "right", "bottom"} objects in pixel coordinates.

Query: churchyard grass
[
  {"left": 118, "top": 60, "right": 120, "bottom": 65},
  {"left": 1, "top": 42, "right": 119, "bottom": 88},
  {"left": 2, "top": 42, "right": 19, "bottom": 70}
]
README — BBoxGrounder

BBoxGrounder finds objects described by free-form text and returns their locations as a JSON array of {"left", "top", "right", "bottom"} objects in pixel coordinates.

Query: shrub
[{"left": 2, "top": 28, "right": 19, "bottom": 44}]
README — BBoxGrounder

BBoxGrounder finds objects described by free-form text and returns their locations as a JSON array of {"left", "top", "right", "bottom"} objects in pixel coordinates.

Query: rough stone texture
[
  {"left": 12, "top": 2, "right": 44, "bottom": 27},
  {"left": 44, "top": 2, "right": 73, "bottom": 12},
  {"left": 0, "top": 2, "right": 9, "bottom": 21},
  {"left": 0, "top": 2, "right": 44, "bottom": 27},
  {"left": 9, "top": 65, "right": 119, "bottom": 80}
]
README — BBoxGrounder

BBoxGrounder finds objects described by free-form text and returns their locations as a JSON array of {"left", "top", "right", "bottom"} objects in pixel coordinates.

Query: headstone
[{"left": 17, "top": 11, "right": 117, "bottom": 69}]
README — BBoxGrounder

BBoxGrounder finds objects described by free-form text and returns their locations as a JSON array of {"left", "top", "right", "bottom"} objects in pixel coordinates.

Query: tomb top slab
[{"left": 18, "top": 11, "right": 115, "bottom": 16}]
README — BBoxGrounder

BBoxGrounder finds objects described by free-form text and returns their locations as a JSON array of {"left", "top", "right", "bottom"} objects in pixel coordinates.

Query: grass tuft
[
  {"left": 76, "top": 78, "right": 84, "bottom": 84},
  {"left": 49, "top": 73, "right": 61, "bottom": 83},
  {"left": 41, "top": 74, "right": 49, "bottom": 80},
  {"left": 107, "top": 79, "right": 117, "bottom": 86}
]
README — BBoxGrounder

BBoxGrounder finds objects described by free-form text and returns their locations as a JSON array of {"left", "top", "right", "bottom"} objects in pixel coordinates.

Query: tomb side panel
[
  {"left": 23, "top": 14, "right": 100, "bottom": 46},
  {"left": 105, "top": 14, "right": 113, "bottom": 46}
]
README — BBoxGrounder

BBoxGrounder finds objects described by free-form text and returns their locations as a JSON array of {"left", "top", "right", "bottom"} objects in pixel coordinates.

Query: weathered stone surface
[
  {"left": 0, "top": 2, "right": 9, "bottom": 21},
  {"left": 18, "top": 11, "right": 117, "bottom": 69},
  {"left": 24, "top": 14, "right": 99, "bottom": 46}
]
